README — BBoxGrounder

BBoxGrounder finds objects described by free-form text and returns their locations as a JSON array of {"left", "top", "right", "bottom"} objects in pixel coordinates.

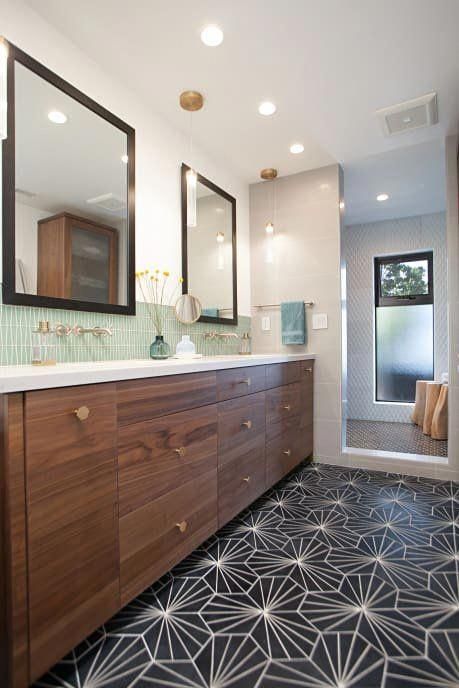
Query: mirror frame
[
  {"left": 181, "top": 163, "right": 238, "bottom": 325},
  {"left": 2, "top": 40, "right": 136, "bottom": 315}
]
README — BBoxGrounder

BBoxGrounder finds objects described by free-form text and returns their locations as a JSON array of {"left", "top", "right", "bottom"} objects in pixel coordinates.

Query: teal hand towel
[
  {"left": 281, "top": 301, "right": 306, "bottom": 345},
  {"left": 202, "top": 308, "right": 219, "bottom": 317}
]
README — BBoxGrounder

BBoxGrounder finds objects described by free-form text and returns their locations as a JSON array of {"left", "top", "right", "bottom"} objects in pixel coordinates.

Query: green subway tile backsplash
[{"left": 0, "top": 296, "right": 251, "bottom": 366}]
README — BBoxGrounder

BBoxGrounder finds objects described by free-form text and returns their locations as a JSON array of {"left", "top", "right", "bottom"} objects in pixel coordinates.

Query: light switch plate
[
  {"left": 261, "top": 316, "right": 271, "bottom": 331},
  {"left": 312, "top": 313, "right": 328, "bottom": 330}
]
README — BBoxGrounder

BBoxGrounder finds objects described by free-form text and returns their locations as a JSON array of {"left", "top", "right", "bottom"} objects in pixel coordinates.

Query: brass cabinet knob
[
  {"left": 239, "top": 377, "right": 251, "bottom": 386},
  {"left": 241, "top": 420, "right": 252, "bottom": 429},
  {"left": 174, "top": 447, "right": 186, "bottom": 457},
  {"left": 242, "top": 476, "right": 251, "bottom": 483},
  {"left": 175, "top": 520, "right": 188, "bottom": 533},
  {"left": 283, "top": 449, "right": 292, "bottom": 456},
  {"left": 74, "top": 405, "right": 90, "bottom": 421},
  {"left": 304, "top": 367, "right": 313, "bottom": 373},
  {"left": 283, "top": 404, "right": 291, "bottom": 411}
]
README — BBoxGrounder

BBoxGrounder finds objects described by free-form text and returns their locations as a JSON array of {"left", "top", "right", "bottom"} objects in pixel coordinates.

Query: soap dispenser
[
  {"left": 31, "top": 321, "right": 57, "bottom": 366},
  {"left": 175, "top": 334, "right": 196, "bottom": 358},
  {"left": 239, "top": 332, "right": 251, "bottom": 355}
]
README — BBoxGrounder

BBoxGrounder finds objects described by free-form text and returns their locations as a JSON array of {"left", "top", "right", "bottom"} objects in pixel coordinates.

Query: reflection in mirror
[
  {"left": 174, "top": 294, "right": 202, "bottom": 324},
  {"left": 182, "top": 165, "right": 237, "bottom": 325},
  {"left": 3, "top": 43, "right": 135, "bottom": 314}
]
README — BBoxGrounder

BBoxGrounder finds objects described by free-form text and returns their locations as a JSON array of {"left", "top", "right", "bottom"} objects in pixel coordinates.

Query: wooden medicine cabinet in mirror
[{"left": 2, "top": 40, "right": 136, "bottom": 314}]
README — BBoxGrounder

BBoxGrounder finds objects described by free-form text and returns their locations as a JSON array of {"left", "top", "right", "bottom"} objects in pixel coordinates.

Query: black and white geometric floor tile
[{"left": 34, "top": 461, "right": 459, "bottom": 688}]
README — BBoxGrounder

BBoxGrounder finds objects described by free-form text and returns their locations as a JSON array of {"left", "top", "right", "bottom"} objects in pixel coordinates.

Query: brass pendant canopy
[
  {"left": 180, "top": 91, "right": 204, "bottom": 112},
  {"left": 260, "top": 168, "right": 278, "bottom": 180}
]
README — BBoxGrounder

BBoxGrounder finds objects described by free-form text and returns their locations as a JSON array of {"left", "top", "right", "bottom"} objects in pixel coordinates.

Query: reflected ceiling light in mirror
[
  {"left": 216, "top": 231, "right": 225, "bottom": 270},
  {"left": 376, "top": 193, "right": 389, "bottom": 202},
  {"left": 180, "top": 90, "right": 204, "bottom": 227},
  {"left": 258, "top": 101, "right": 276, "bottom": 116},
  {"left": 200, "top": 25, "right": 224, "bottom": 47},
  {"left": 339, "top": 201, "right": 345, "bottom": 210},
  {"left": 0, "top": 40, "right": 7, "bottom": 140},
  {"left": 48, "top": 110, "right": 67, "bottom": 124},
  {"left": 121, "top": 154, "right": 128, "bottom": 164},
  {"left": 290, "top": 143, "right": 304, "bottom": 154}
]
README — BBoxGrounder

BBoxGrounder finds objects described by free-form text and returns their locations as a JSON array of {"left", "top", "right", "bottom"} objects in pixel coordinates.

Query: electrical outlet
[
  {"left": 312, "top": 313, "right": 328, "bottom": 330},
  {"left": 261, "top": 316, "right": 271, "bottom": 331}
]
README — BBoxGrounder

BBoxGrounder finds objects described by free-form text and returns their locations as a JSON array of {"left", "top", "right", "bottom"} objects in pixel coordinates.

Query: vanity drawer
[
  {"left": 218, "top": 392, "right": 265, "bottom": 467},
  {"left": 265, "top": 361, "right": 301, "bottom": 389},
  {"left": 118, "top": 405, "right": 218, "bottom": 516},
  {"left": 266, "top": 431, "right": 302, "bottom": 485},
  {"left": 216, "top": 365, "right": 266, "bottom": 401},
  {"left": 266, "top": 382, "right": 301, "bottom": 427},
  {"left": 25, "top": 383, "right": 117, "bottom": 473},
  {"left": 117, "top": 371, "right": 217, "bottom": 425},
  {"left": 119, "top": 470, "right": 217, "bottom": 604},
  {"left": 218, "top": 450, "right": 266, "bottom": 527}
]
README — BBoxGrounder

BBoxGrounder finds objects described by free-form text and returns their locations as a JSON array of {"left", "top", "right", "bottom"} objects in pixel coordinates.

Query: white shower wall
[{"left": 343, "top": 212, "right": 448, "bottom": 423}]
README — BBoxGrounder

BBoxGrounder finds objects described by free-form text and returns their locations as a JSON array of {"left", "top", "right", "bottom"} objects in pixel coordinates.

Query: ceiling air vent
[
  {"left": 86, "top": 192, "right": 126, "bottom": 213},
  {"left": 376, "top": 92, "right": 438, "bottom": 136}
]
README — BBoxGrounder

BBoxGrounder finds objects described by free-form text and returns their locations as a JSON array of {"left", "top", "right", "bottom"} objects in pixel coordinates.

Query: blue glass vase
[{"left": 150, "top": 335, "right": 171, "bottom": 360}]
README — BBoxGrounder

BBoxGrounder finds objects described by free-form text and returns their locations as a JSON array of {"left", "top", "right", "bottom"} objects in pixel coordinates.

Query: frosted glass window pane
[{"left": 376, "top": 305, "right": 433, "bottom": 402}]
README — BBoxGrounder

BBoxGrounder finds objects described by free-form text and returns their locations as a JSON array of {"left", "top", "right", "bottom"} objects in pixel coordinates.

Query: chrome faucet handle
[{"left": 55, "top": 323, "right": 72, "bottom": 336}]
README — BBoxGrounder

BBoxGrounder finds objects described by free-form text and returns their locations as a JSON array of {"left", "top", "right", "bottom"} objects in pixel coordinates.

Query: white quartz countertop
[{"left": 0, "top": 353, "right": 316, "bottom": 393}]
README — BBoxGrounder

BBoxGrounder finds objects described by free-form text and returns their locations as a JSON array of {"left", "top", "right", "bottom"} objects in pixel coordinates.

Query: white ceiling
[
  {"left": 24, "top": 0, "right": 459, "bottom": 185},
  {"left": 343, "top": 139, "right": 446, "bottom": 225}
]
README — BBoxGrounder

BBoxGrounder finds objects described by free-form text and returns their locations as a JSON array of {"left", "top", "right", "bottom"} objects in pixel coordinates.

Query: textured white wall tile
[{"left": 343, "top": 212, "right": 448, "bottom": 423}]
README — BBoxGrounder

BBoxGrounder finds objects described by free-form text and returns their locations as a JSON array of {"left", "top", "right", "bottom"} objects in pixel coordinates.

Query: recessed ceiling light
[
  {"left": 320, "top": 183, "right": 330, "bottom": 191},
  {"left": 258, "top": 101, "right": 276, "bottom": 116},
  {"left": 48, "top": 110, "right": 67, "bottom": 124},
  {"left": 290, "top": 143, "right": 304, "bottom": 154},
  {"left": 376, "top": 193, "right": 389, "bottom": 202},
  {"left": 121, "top": 154, "right": 128, "bottom": 164},
  {"left": 200, "top": 25, "right": 224, "bottom": 47},
  {"left": 339, "top": 201, "right": 345, "bottom": 210}
]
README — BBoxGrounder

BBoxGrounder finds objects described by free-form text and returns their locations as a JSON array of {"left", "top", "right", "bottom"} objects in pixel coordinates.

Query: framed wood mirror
[
  {"left": 2, "top": 40, "right": 136, "bottom": 315},
  {"left": 181, "top": 163, "right": 237, "bottom": 325}
]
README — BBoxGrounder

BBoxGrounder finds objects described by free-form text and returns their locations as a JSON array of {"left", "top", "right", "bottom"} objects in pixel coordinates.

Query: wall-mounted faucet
[
  {"left": 73, "top": 325, "right": 113, "bottom": 337},
  {"left": 204, "top": 331, "right": 239, "bottom": 340},
  {"left": 54, "top": 323, "right": 113, "bottom": 337}
]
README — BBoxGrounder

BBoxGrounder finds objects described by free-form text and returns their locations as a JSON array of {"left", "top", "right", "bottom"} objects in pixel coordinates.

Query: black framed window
[
  {"left": 374, "top": 251, "right": 434, "bottom": 403},
  {"left": 375, "top": 252, "right": 433, "bottom": 307}
]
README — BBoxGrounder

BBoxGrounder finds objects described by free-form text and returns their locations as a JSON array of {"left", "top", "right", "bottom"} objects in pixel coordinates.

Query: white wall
[
  {"left": 446, "top": 135, "right": 459, "bottom": 476},
  {"left": 250, "top": 165, "right": 344, "bottom": 463},
  {"left": 0, "top": 0, "right": 251, "bottom": 315},
  {"left": 343, "top": 212, "right": 448, "bottom": 423}
]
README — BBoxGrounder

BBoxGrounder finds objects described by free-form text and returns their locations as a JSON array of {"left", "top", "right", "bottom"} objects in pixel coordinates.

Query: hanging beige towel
[
  {"left": 431, "top": 384, "right": 448, "bottom": 440},
  {"left": 412, "top": 380, "right": 428, "bottom": 426},
  {"left": 423, "top": 382, "right": 442, "bottom": 436}
]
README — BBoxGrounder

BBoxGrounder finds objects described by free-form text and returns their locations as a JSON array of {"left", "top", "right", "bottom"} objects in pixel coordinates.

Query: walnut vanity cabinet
[
  {"left": 0, "top": 359, "right": 314, "bottom": 687},
  {"left": 24, "top": 384, "right": 119, "bottom": 682}
]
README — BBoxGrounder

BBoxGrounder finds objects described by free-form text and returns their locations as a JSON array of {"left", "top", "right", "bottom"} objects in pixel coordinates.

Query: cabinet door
[
  {"left": 24, "top": 384, "right": 119, "bottom": 681},
  {"left": 299, "top": 362, "right": 314, "bottom": 459}
]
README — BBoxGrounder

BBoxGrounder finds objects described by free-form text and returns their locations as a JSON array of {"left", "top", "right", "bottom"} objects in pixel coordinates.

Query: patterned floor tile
[{"left": 34, "top": 462, "right": 459, "bottom": 688}]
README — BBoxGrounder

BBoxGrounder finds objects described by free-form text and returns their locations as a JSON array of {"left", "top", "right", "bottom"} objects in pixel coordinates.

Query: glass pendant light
[
  {"left": 260, "top": 168, "right": 278, "bottom": 263},
  {"left": 186, "top": 168, "right": 197, "bottom": 227},
  {"left": 216, "top": 231, "right": 225, "bottom": 270},
  {"left": 0, "top": 40, "right": 8, "bottom": 141},
  {"left": 180, "top": 91, "right": 204, "bottom": 228}
]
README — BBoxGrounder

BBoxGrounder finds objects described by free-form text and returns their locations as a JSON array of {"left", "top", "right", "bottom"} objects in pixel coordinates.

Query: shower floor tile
[
  {"left": 347, "top": 418, "right": 448, "bottom": 457},
  {"left": 33, "top": 461, "right": 458, "bottom": 688}
]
